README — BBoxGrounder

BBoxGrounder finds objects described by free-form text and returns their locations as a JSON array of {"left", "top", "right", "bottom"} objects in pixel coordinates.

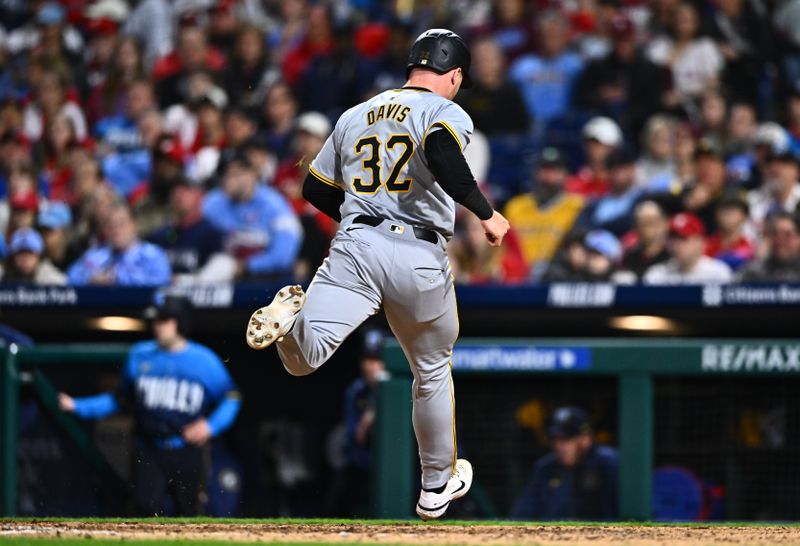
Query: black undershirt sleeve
[
  {"left": 302, "top": 172, "right": 344, "bottom": 222},
  {"left": 423, "top": 127, "right": 494, "bottom": 221}
]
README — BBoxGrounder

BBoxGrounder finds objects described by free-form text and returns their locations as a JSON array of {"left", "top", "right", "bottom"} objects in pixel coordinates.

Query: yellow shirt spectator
[{"left": 503, "top": 147, "right": 585, "bottom": 274}]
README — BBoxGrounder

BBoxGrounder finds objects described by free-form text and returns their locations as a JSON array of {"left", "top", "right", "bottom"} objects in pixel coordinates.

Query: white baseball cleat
[
  {"left": 245, "top": 285, "right": 306, "bottom": 350},
  {"left": 416, "top": 458, "right": 473, "bottom": 521}
]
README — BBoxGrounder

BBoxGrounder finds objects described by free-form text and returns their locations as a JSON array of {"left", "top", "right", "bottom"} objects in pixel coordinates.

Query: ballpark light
[
  {"left": 609, "top": 315, "right": 678, "bottom": 332},
  {"left": 87, "top": 316, "right": 147, "bottom": 332}
]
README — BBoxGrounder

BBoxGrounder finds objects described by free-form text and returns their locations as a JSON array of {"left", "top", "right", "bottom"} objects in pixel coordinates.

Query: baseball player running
[{"left": 245, "top": 29, "right": 510, "bottom": 520}]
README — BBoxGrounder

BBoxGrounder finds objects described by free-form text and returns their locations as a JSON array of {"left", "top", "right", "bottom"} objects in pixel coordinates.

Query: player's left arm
[{"left": 424, "top": 105, "right": 509, "bottom": 245}]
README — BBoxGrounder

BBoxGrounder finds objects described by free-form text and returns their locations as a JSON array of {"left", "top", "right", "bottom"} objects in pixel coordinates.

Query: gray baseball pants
[{"left": 276, "top": 216, "right": 459, "bottom": 489}]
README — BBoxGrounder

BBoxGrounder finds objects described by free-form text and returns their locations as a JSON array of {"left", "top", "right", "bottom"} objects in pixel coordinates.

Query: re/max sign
[{"left": 702, "top": 345, "right": 800, "bottom": 372}]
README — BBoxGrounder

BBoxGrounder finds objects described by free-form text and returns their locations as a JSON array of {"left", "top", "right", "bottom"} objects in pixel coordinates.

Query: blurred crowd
[{"left": 0, "top": 0, "right": 799, "bottom": 286}]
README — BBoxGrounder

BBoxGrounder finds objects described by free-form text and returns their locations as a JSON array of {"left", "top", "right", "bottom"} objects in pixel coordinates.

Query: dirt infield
[{"left": 3, "top": 520, "right": 800, "bottom": 546}]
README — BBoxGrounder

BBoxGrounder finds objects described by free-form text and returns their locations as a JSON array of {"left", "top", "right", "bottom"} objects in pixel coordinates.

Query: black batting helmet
[
  {"left": 406, "top": 29, "right": 473, "bottom": 88},
  {"left": 144, "top": 293, "right": 193, "bottom": 337}
]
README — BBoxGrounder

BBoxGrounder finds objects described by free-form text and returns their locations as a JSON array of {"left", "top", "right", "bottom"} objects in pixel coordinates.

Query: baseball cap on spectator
[
  {"left": 548, "top": 407, "right": 591, "bottom": 439},
  {"left": 767, "top": 150, "right": 798, "bottom": 164},
  {"left": 583, "top": 117, "right": 623, "bottom": 148},
  {"left": 694, "top": 139, "right": 723, "bottom": 161},
  {"left": 37, "top": 2, "right": 66, "bottom": 25},
  {"left": 191, "top": 86, "right": 228, "bottom": 111},
  {"left": 155, "top": 136, "right": 186, "bottom": 166},
  {"left": 608, "top": 14, "right": 635, "bottom": 41},
  {"left": 86, "top": 0, "right": 130, "bottom": 21},
  {"left": 537, "top": 147, "right": 567, "bottom": 169},
  {"left": 754, "top": 122, "right": 789, "bottom": 155},
  {"left": 669, "top": 213, "right": 706, "bottom": 239},
  {"left": 10, "top": 189, "right": 39, "bottom": 212},
  {"left": 296, "top": 112, "right": 332, "bottom": 139},
  {"left": 10, "top": 228, "right": 44, "bottom": 255},
  {"left": 584, "top": 230, "right": 622, "bottom": 261},
  {"left": 37, "top": 202, "right": 72, "bottom": 230},
  {"left": 605, "top": 147, "right": 636, "bottom": 169}
]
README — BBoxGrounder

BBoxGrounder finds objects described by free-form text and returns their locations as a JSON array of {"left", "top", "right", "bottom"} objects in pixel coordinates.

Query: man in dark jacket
[
  {"left": 573, "top": 14, "right": 670, "bottom": 140},
  {"left": 511, "top": 407, "right": 618, "bottom": 520}
]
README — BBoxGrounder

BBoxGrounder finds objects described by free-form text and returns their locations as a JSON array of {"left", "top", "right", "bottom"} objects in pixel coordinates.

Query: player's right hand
[
  {"left": 480, "top": 210, "right": 510, "bottom": 247},
  {"left": 58, "top": 393, "right": 75, "bottom": 412}
]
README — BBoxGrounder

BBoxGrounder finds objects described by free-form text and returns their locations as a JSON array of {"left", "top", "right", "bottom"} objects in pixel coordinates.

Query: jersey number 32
[{"left": 353, "top": 134, "right": 414, "bottom": 194}]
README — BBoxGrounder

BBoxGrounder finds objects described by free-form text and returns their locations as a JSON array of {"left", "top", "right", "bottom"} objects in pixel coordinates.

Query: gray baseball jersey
[
  {"left": 276, "top": 87, "right": 473, "bottom": 490},
  {"left": 309, "top": 88, "right": 474, "bottom": 238}
]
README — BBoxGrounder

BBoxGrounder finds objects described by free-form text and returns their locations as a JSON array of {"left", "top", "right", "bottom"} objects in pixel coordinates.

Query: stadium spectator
[
  {"left": 511, "top": 406, "right": 618, "bottom": 520},
  {"left": 223, "top": 24, "right": 277, "bottom": 111},
  {"left": 148, "top": 180, "right": 234, "bottom": 284},
  {"left": 738, "top": 212, "right": 800, "bottom": 282},
  {"left": 7, "top": 188, "right": 40, "bottom": 236},
  {"left": 122, "top": 0, "right": 173, "bottom": 69},
  {"left": 456, "top": 36, "right": 530, "bottom": 136},
  {"left": 469, "top": 0, "right": 535, "bottom": 62},
  {"left": 646, "top": 2, "right": 724, "bottom": 102},
  {"left": 541, "top": 227, "right": 590, "bottom": 282},
  {"left": 621, "top": 201, "right": 671, "bottom": 280},
  {"left": 134, "top": 136, "right": 187, "bottom": 235},
  {"left": 202, "top": 151, "right": 302, "bottom": 279},
  {"left": 503, "top": 148, "right": 585, "bottom": 279},
  {"left": 1, "top": 227, "right": 66, "bottom": 284},
  {"left": 748, "top": 151, "right": 800, "bottom": 226},
  {"left": 656, "top": 142, "right": 729, "bottom": 233},
  {"left": 707, "top": 0, "right": 772, "bottom": 106},
  {"left": 5, "top": 2, "right": 83, "bottom": 70},
  {"left": 578, "top": 148, "right": 643, "bottom": 236},
  {"left": 725, "top": 103, "right": 758, "bottom": 158},
  {"left": 582, "top": 229, "right": 623, "bottom": 282},
  {"left": 261, "top": 82, "right": 300, "bottom": 160},
  {"left": 636, "top": 116, "right": 678, "bottom": 188},
  {"left": 37, "top": 201, "right": 78, "bottom": 272},
  {"left": 224, "top": 107, "right": 259, "bottom": 152},
  {"left": 573, "top": 14, "right": 671, "bottom": 138},
  {"left": 22, "top": 69, "right": 88, "bottom": 143},
  {"left": 58, "top": 295, "right": 241, "bottom": 516},
  {"left": 95, "top": 80, "right": 157, "bottom": 198},
  {"left": 67, "top": 202, "right": 171, "bottom": 286},
  {"left": 354, "top": 20, "right": 414, "bottom": 98},
  {"left": 296, "top": 21, "right": 360, "bottom": 121},
  {"left": 696, "top": 90, "right": 729, "bottom": 151},
  {"left": 449, "top": 212, "right": 528, "bottom": 284},
  {"left": 566, "top": 117, "right": 623, "bottom": 198},
  {"left": 153, "top": 25, "right": 226, "bottom": 108},
  {"left": 281, "top": 3, "right": 335, "bottom": 86},
  {"left": 742, "top": 122, "right": 791, "bottom": 190},
  {"left": 324, "top": 331, "right": 389, "bottom": 517},
  {"left": 644, "top": 212, "right": 733, "bottom": 284},
  {"left": 705, "top": 193, "right": 755, "bottom": 271},
  {"left": 38, "top": 113, "right": 81, "bottom": 202},
  {"left": 274, "top": 112, "right": 335, "bottom": 280},
  {"left": 242, "top": 137, "right": 278, "bottom": 185},
  {"left": 86, "top": 36, "right": 146, "bottom": 126},
  {"left": 509, "top": 11, "right": 584, "bottom": 129}
]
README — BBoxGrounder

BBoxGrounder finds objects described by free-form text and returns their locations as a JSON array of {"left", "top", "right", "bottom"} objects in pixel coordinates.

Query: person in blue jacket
[
  {"left": 67, "top": 202, "right": 172, "bottom": 286},
  {"left": 202, "top": 151, "right": 302, "bottom": 279},
  {"left": 511, "top": 406, "right": 618, "bottom": 520},
  {"left": 58, "top": 295, "right": 241, "bottom": 515}
]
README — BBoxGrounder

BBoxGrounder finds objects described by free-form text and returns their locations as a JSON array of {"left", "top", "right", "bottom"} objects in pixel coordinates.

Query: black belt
[{"left": 353, "top": 215, "right": 439, "bottom": 245}]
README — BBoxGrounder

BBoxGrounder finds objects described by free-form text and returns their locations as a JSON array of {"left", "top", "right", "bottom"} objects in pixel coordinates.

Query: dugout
[{"left": 374, "top": 339, "right": 800, "bottom": 521}]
